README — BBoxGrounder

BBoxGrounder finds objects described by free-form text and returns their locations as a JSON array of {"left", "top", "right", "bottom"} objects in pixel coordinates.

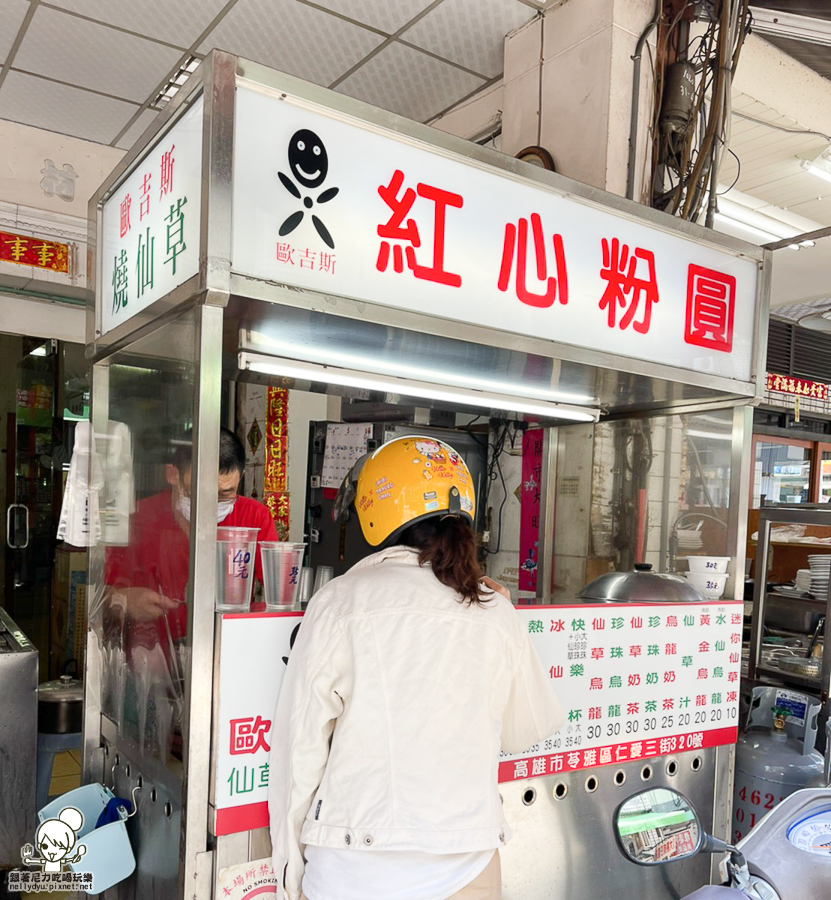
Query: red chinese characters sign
[
  {"left": 766, "top": 372, "right": 828, "bottom": 400},
  {"left": 232, "top": 86, "right": 760, "bottom": 383},
  {"left": 263, "top": 387, "right": 290, "bottom": 539},
  {"left": 0, "top": 231, "right": 68, "bottom": 272}
]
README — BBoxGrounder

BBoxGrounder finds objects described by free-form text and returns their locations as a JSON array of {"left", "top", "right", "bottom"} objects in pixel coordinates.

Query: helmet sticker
[
  {"left": 423, "top": 491, "right": 437, "bottom": 500},
  {"left": 425, "top": 500, "right": 440, "bottom": 511},
  {"left": 414, "top": 439, "right": 445, "bottom": 461}
]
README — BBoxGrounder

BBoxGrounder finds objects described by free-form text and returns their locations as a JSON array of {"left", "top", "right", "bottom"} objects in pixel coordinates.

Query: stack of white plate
[
  {"left": 677, "top": 526, "right": 703, "bottom": 553},
  {"left": 808, "top": 555, "right": 831, "bottom": 598},
  {"left": 795, "top": 569, "right": 812, "bottom": 594}
]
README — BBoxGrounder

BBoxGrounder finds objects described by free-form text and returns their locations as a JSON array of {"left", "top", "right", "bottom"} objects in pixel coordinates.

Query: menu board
[{"left": 500, "top": 603, "right": 742, "bottom": 782}]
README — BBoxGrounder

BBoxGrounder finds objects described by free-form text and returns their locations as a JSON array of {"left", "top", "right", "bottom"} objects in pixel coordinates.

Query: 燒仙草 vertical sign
[{"left": 100, "top": 96, "right": 203, "bottom": 337}]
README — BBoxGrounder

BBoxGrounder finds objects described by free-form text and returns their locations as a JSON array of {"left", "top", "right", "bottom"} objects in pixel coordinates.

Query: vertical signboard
[{"left": 99, "top": 96, "right": 203, "bottom": 337}]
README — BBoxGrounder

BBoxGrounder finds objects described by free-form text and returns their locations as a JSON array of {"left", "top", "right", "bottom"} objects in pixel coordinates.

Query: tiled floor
[
  {"left": 48, "top": 750, "right": 82, "bottom": 798},
  {"left": 18, "top": 750, "right": 83, "bottom": 898}
]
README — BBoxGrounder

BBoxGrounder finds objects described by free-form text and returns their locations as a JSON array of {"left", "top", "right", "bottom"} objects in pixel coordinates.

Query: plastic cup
[
  {"left": 296, "top": 567, "right": 314, "bottom": 610},
  {"left": 261, "top": 542, "right": 307, "bottom": 610},
  {"left": 313, "top": 566, "right": 335, "bottom": 595},
  {"left": 216, "top": 526, "right": 259, "bottom": 612}
]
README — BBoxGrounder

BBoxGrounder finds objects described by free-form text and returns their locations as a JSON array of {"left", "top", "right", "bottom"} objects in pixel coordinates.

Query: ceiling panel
[
  {"left": 115, "top": 108, "right": 161, "bottom": 150},
  {"left": 14, "top": 6, "right": 183, "bottom": 103},
  {"left": 337, "top": 40, "right": 485, "bottom": 122},
  {"left": 198, "top": 0, "right": 385, "bottom": 86},
  {"left": 402, "top": 0, "right": 533, "bottom": 77},
  {"left": 0, "top": 0, "right": 29, "bottom": 66},
  {"left": 47, "top": 0, "right": 232, "bottom": 49},
  {"left": 0, "top": 70, "right": 138, "bottom": 144},
  {"left": 311, "top": 0, "right": 437, "bottom": 36}
]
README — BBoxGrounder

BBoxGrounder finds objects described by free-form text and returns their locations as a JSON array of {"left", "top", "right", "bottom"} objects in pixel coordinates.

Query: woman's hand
[{"left": 480, "top": 576, "right": 511, "bottom": 601}]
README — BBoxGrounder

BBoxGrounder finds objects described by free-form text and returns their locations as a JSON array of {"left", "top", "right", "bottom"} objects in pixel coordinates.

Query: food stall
[{"left": 82, "top": 51, "right": 768, "bottom": 900}]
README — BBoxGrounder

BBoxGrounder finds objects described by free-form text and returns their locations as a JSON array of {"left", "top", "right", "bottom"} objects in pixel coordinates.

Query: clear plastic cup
[
  {"left": 261, "top": 542, "right": 307, "bottom": 610},
  {"left": 216, "top": 526, "right": 259, "bottom": 612},
  {"left": 313, "top": 566, "right": 335, "bottom": 595},
  {"left": 296, "top": 567, "right": 314, "bottom": 611}
]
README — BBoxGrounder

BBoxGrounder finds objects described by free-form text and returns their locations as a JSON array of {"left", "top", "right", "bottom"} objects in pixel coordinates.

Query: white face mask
[
  {"left": 176, "top": 494, "right": 236, "bottom": 523},
  {"left": 217, "top": 499, "right": 236, "bottom": 522}
]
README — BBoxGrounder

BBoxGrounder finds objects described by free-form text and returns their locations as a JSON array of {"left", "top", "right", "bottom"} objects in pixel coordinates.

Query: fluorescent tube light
[
  {"left": 713, "top": 213, "right": 808, "bottom": 251},
  {"left": 244, "top": 330, "right": 597, "bottom": 406},
  {"left": 800, "top": 158, "right": 831, "bottom": 185},
  {"left": 239, "top": 352, "right": 599, "bottom": 423},
  {"left": 713, "top": 213, "right": 779, "bottom": 243},
  {"left": 29, "top": 345, "right": 47, "bottom": 357}
]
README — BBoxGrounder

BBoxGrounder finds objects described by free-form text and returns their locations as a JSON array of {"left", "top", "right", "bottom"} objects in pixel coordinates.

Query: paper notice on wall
[
  {"left": 321, "top": 423, "right": 373, "bottom": 489},
  {"left": 216, "top": 858, "right": 277, "bottom": 898}
]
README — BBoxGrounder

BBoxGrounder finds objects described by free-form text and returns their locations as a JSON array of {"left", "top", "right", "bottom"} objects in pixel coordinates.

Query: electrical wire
[
  {"left": 732, "top": 109, "right": 831, "bottom": 142},
  {"left": 718, "top": 148, "right": 742, "bottom": 194},
  {"left": 651, "top": 1, "right": 751, "bottom": 220}
]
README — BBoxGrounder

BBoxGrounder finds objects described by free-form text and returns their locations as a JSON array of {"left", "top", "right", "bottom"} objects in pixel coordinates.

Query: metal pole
[
  {"left": 180, "top": 303, "right": 224, "bottom": 899},
  {"left": 536, "top": 428, "right": 559, "bottom": 603},
  {"left": 747, "top": 511, "right": 771, "bottom": 682},
  {"left": 728, "top": 406, "right": 753, "bottom": 600}
]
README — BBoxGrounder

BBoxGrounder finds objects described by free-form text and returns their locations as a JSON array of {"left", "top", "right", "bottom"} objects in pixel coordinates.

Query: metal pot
[
  {"left": 578, "top": 563, "right": 707, "bottom": 604},
  {"left": 38, "top": 675, "right": 83, "bottom": 734}
]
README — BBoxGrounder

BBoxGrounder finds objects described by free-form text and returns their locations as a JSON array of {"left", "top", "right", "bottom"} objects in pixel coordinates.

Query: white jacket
[{"left": 268, "top": 547, "right": 564, "bottom": 900}]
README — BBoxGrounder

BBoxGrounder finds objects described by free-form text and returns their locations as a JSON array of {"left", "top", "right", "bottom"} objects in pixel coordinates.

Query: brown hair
[{"left": 398, "top": 516, "right": 491, "bottom": 606}]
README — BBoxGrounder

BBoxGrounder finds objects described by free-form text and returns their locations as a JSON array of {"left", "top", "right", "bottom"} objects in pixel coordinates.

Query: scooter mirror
[{"left": 615, "top": 787, "right": 703, "bottom": 866}]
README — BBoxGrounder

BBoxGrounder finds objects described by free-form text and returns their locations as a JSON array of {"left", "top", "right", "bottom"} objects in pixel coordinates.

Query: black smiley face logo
[{"left": 289, "top": 129, "right": 328, "bottom": 188}]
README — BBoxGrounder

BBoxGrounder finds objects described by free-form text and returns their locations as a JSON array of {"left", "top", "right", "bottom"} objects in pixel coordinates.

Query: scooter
[{"left": 614, "top": 785, "right": 831, "bottom": 899}]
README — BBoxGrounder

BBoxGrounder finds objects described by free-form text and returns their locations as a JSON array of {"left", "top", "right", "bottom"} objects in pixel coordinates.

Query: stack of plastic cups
[
  {"left": 261, "top": 542, "right": 307, "bottom": 610},
  {"left": 216, "top": 526, "right": 259, "bottom": 612}
]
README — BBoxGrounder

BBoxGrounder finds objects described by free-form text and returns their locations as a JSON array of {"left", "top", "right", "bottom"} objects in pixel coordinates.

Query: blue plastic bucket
[{"left": 38, "top": 783, "right": 135, "bottom": 894}]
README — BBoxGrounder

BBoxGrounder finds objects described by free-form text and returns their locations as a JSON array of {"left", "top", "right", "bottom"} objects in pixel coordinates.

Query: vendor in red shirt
[{"left": 106, "top": 427, "right": 277, "bottom": 640}]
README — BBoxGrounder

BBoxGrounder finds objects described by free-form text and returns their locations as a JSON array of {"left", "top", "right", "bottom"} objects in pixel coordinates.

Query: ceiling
[
  {"left": 716, "top": 5, "right": 831, "bottom": 315},
  {"left": 0, "top": 0, "right": 536, "bottom": 149},
  {"left": 2, "top": 0, "right": 831, "bottom": 318}
]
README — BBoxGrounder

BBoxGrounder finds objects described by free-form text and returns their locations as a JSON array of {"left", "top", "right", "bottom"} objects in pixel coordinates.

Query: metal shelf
[{"left": 747, "top": 505, "right": 831, "bottom": 711}]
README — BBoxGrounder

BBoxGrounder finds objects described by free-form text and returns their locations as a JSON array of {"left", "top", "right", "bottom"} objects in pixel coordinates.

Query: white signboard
[
  {"left": 501, "top": 602, "right": 741, "bottom": 782},
  {"left": 100, "top": 96, "right": 203, "bottom": 336},
  {"left": 215, "top": 602, "right": 740, "bottom": 835},
  {"left": 232, "top": 85, "right": 758, "bottom": 382},
  {"left": 215, "top": 611, "right": 301, "bottom": 836}
]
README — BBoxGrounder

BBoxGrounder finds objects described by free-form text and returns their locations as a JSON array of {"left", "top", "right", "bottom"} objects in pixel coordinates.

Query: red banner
[
  {"left": 0, "top": 230, "right": 68, "bottom": 272},
  {"left": 498, "top": 726, "right": 738, "bottom": 783},
  {"left": 263, "top": 387, "right": 290, "bottom": 539},
  {"left": 766, "top": 372, "right": 828, "bottom": 400},
  {"left": 519, "top": 428, "right": 543, "bottom": 593}
]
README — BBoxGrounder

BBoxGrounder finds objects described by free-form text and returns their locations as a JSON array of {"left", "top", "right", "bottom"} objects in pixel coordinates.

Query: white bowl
[
  {"left": 686, "top": 556, "right": 730, "bottom": 575},
  {"left": 685, "top": 572, "right": 728, "bottom": 598}
]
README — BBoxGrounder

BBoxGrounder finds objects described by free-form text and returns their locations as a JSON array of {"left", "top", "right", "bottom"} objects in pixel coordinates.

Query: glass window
[
  {"left": 752, "top": 439, "right": 812, "bottom": 507},
  {"left": 818, "top": 445, "right": 831, "bottom": 504}
]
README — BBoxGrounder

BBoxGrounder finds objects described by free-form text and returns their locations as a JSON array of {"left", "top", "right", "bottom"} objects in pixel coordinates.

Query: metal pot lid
[
  {"left": 38, "top": 674, "right": 84, "bottom": 703},
  {"left": 578, "top": 564, "right": 707, "bottom": 604}
]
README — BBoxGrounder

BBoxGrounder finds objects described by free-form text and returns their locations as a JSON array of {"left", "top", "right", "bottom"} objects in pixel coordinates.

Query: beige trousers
[{"left": 300, "top": 849, "right": 502, "bottom": 900}]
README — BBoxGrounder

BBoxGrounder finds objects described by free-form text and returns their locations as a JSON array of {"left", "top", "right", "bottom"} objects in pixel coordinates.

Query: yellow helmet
[{"left": 333, "top": 435, "right": 476, "bottom": 547}]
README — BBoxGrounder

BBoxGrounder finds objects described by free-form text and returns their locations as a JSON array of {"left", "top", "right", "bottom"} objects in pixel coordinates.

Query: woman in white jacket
[{"left": 269, "top": 436, "right": 563, "bottom": 900}]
